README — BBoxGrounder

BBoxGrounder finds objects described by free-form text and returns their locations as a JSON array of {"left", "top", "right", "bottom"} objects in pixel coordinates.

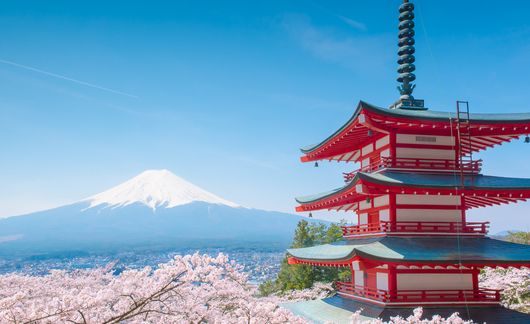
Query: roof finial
[
  {"left": 397, "top": 0, "right": 415, "bottom": 99},
  {"left": 390, "top": 0, "right": 426, "bottom": 110}
]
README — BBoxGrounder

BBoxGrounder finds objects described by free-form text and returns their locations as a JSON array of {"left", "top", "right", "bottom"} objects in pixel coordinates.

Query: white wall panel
[
  {"left": 396, "top": 134, "right": 455, "bottom": 146},
  {"left": 379, "top": 209, "right": 390, "bottom": 221},
  {"left": 397, "top": 273, "right": 473, "bottom": 290},
  {"left": 359, "top": 200, "right": 371, "bottom": 210},
  {"left": 355, "top": 270, "right": 364, "bottom": 287},
  {"left": 396, "top": 209, "right": 462, "bottom": 222},
  {"left": 376, "top": 273, "right": 389, "bottom": 291},
  {"left": 359, "top": 213, "right": 368, "bottom": 224},
  {"left": 374, "top": 195, "right": 389, "bottom": 207},
  {"left": 362, "top": 158, "right": 370, "bottom": 168},
  {"left": 376, "top": 136, "right": 390, "bottom": 149},
  {"left": 362, "top": 143, "right": 374, "bottom": 156},
  {"left": 396, "top": 148, "right": 455, "bottom": 160},
  {"left": 396, "top": 194, "right": 461, "bottom": 206}
]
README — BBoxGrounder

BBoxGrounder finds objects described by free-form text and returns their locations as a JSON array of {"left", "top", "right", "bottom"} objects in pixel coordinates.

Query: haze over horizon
[{"left": 2, "top": 0, "right": 530, "bottom": 233}]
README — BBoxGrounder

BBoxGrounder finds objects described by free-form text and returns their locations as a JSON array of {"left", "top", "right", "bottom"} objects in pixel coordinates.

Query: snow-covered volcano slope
[
  {"left": 0, "top": 170, "right": 314, "bottom": 254},
  {"left": 86, "top": 169, "right": 239, "bottom": 210}
]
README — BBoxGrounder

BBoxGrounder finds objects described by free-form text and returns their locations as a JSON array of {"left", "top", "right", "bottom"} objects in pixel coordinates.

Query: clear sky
[{"left": 2, "top": 0, "right": 530, "bottom": 233}]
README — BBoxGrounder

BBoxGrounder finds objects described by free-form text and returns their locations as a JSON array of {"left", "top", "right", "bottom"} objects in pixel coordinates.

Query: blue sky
[{"left": 2, "top": 0, "right": 530, "bottom": 233}]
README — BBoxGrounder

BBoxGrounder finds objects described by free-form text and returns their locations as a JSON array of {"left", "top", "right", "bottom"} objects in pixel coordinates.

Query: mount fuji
[{"left": 0, "top": 170, "right": 312, "bottom": 256}]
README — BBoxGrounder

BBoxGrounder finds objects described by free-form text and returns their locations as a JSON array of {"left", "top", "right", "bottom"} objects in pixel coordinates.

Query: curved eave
[
  {"left": 295, "top": 174, "right": 365, "bottom": 212},
  {"left": 287, "top": 237, "right": 530, "bottom": 266},
  {"left": 300, "top": 101, "right": 530, "bottom": 163},
  {"left": 295, "top": 176, "right": 359, "bottom": 204},
  {"left": 295, "top": 171, "right": 530, "bottom": 212},
  {"left": 300, "top": 101, "right": 365, "bottom": 155},
  {"left": 287, "top": 245, "right": 357, "bottom": 264},
  {"left": 359, "top": 172, "right": 530, "bottom": 191},
  {"left": 361, "top": 102, "right": 530, "bottom": 124}
]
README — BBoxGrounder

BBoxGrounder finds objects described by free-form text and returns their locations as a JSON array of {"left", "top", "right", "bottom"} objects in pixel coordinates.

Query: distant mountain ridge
[{"left": 0, "top": 170, "right": 312, "bottom": 256}]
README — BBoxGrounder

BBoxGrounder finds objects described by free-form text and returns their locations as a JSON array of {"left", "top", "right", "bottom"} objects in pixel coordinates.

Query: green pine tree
[{"left": 259, "top": 220, "right": 351, "bottom": 296}]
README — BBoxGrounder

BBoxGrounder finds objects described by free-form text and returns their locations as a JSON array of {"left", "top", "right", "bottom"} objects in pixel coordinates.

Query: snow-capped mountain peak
[{"left": 84, "top": 169, "right": 239, "bottom": 210}]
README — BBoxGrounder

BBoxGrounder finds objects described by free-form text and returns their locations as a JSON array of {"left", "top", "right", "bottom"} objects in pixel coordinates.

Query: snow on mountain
[
  {"left": 84, "top": 169, "right": 239, "bottom": 210},
  {"left": 0, "top": 169, "right": 318, "bottom": 255}
]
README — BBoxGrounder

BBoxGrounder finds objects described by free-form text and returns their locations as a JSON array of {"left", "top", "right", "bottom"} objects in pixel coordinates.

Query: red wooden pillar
[
  {"left": 460, "top": 197, "right": 467, "bottom": 224},
  {"left": 472, "top": 268, "right": 480, "bottom": 294},
  {"left": 388, "top": 265, "right": 397, "bottom": 301},
  {"left": 389, "top": 193, "right": 397, "bottom": 231},
  {"left": 390, "top": 131, "right": 397, "bottom": 167},
  {"left": 350, "top": 262, "right": 355, "bottom": 284}
]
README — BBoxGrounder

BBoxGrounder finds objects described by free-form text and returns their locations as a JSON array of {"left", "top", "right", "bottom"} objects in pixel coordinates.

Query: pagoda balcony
[
  {"left": 341, "top": 221, "right": 490, "bottom": 238},
  {"left": 343, "top": 157, "right": 482, "bottom": 182},
  {"left": 336, "top": 282, "right": 501, "bottom": 306}
]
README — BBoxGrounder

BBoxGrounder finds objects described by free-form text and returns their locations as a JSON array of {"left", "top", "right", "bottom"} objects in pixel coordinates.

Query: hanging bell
[
  {"left": 309, "top": 212, "right": 313, "bottom": 218},
  {"left": 367, "top": 130, "right": 373, "bottom": 137},
  {"left": 525, "top": 135, "right": 530, "bottom": 143},
  {"left": 314, "top": 161, "right": 319, "bottom": 167}
]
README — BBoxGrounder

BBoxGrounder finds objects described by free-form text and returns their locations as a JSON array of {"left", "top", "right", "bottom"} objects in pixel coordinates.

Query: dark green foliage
[
  {"left": 506, "top": 231, "right": 530, "bottom": 245},
  {"left": 259, "top": 220, "right": 350, "bottom": 296}
]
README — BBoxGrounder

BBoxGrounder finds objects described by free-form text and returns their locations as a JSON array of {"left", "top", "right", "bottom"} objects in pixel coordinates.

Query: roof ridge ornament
[{"left": 389, "top": 0, "right": 427, "bottom": 110}]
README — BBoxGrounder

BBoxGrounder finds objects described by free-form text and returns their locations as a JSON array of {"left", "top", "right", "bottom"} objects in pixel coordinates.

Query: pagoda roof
[
  {"left": 362, "top": 170, "right": 530, "bottom": 189},
  {"left": 287, "top": 236, "right": 530, "bottom": 266},
  {"left": 283, "top": 296, "right": 530, "bottom": 323},
  {"left": 301, "top": 101, "right": 530, "bottom": 162},
  {"left": 361, "top": 101, "right": 530, "bottom": 124},
  {"left": 296, "top": 170, "right": 530, "bottom": 210}
]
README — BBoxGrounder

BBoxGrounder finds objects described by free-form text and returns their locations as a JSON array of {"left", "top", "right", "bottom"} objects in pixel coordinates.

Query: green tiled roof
[
  {"left": 295, "top": 171, "right": 530, "bottom": 204},
  {"left": 283, "top": 296, "right": 530, "bottom": 324},
  {"left": 363, "top": 171, "right": 530, "bottom": 189},
  {"left": 301, "top": 100, "right": 530, "bottom": 153},
  {"left": 362, "top": 101, "right": 530, "bottom": 123},
  {"left": 287, "top": 237, "right": 530, "bottom": 264}
]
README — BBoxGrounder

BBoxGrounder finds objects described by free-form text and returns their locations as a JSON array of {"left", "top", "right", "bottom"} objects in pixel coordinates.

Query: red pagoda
[{"left": 284, "top": 1, "right": 530, "bottom": 322}]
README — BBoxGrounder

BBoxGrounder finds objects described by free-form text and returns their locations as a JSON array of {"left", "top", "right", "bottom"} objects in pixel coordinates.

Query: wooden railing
[
  {"left": 393, "top": 288, "right": 501, "bottom": 303},
  {"left": 336, "top": 281, "right": 501, "bottom": 304},
  {"left": 341, "top": 221, "right": 490, "bottom": 236},
  {"left": 343, "top": 157, "right": 482, "bottom": 182},
  {"left": 335, "top": 282, "right": 390, "bottom": 302}
]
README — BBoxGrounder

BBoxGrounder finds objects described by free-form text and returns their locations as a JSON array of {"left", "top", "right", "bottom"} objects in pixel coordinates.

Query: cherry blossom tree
[
  {"left": 480, "top": 266, "right": 530, "bottom": 313},
  {"left": 5, "top": 254, "right": 519, "bottom": 323},
  {"left": 350, "top": 307, "right": 472, "bottom": 324},
  {"left": 0, "top": 253, "right": 306, "bottom": 323}
]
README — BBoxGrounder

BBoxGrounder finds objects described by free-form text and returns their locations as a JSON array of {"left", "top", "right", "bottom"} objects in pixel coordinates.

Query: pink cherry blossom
[{"left": 3, "top": 254, "right": 524, "bottom": 323}]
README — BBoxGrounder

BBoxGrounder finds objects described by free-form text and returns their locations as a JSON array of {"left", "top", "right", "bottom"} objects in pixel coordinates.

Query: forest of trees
[{"left": 259, "top": 220, "right": 350, "bottom": 295}]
